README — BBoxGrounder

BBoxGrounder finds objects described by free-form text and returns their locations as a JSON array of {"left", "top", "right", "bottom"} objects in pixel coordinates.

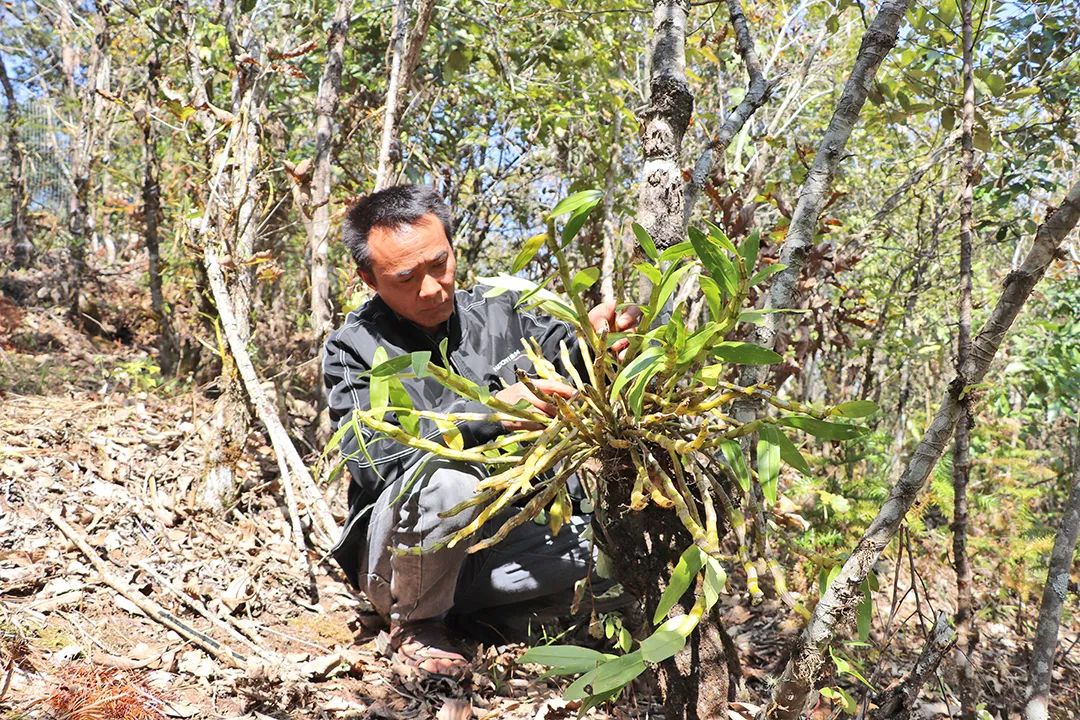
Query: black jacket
[{"left": 323, "top": 284, "right": 581, "bottom": 587}]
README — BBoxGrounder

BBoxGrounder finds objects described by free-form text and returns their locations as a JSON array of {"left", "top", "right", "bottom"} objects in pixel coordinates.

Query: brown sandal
[{"left": 389, "top": 620, "right": 472, "bottom": 680}]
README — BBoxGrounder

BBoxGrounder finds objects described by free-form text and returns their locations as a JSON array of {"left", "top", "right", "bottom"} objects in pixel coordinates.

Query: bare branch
[
  {"left": 48, "top": 509, "right": 249, "bottom": 670},
  {"left": 375, "top": 0, "right": 436, "bottom": 190},
  {"left": 873, "top": 611, "right": 957, "bottom": 719},
  {"left": 741, "top": 0, "right": 913, "bottom": 387}
]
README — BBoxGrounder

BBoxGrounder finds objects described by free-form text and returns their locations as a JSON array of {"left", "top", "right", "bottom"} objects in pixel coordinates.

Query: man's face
[{"left": 360, "top": 213, "right": 457, "bottom": 332}]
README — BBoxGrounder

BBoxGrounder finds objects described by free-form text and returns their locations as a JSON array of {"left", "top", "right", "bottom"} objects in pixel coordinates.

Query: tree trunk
[
  {"left": 1023, "top": 434, "right": 1080, "bottom": 720},
  {"left": 59, "top": 0, "right": 111, "bottom": 319},
  {"left": 139, "top": 49, "right": 178, "bottom": 375},
  {"left": 764, "top": 177, "right": 1080, "bottom": 720},
  {"left": 952, "top": 1, "right": 979, "bottom": 715},
  {"left": 739, "top": 0, "right": 913, "bottom": 394},
  {"left": 593, "top": 483, "right": 730, "bottom": 720},
  {"left": 0, "top": 55, "right": 31, "bottom": 268},
  {"left": 634, "top": 0, "right": 693, "bottom": 253},
  {"left": 288, "top": 0, "right": 354, "bottom": 447},
  {"left": 307, "top": 0, "right": 354, "bottom": 355},
  {"left": 195, "top": 105, "right": 336, "bottom": 553},
  {"left": 601, "top": 3, "right": 742, "bottom": 717},
  {"left": 374, "top": 0, "right": 436, "bottom": 191},
  {"left": 188, "top": 0, "right": 266, "bottom": 512}
]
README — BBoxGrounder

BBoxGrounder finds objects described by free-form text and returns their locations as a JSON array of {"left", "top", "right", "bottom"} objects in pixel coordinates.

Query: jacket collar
[{"left": 369, "top": 293, "right": 463, "bottom": 362}]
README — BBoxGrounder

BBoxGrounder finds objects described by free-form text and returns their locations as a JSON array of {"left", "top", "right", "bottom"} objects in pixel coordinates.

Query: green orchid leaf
[{"left": 712, "top": 341, "right": 782, "bottom": 365}]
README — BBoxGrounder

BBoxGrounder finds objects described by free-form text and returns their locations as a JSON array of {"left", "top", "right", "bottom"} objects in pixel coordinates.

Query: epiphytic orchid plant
[{"left": 327, "top": 190, "right": 878, "bottom": 708}]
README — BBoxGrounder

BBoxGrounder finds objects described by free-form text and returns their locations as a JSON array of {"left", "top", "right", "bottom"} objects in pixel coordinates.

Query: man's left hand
[{"left": 587, "top": 300, "right": 642, "bottom": 355}]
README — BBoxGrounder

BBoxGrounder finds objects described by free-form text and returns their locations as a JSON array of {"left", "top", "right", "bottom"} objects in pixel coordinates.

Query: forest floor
[{"left": 1, "top": 262, "right": 1078, "bottom": 720}]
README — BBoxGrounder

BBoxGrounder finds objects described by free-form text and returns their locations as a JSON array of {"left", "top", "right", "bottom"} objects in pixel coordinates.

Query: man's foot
[{"left": 389, "top": 620, "right": 472, "bottom": 680}]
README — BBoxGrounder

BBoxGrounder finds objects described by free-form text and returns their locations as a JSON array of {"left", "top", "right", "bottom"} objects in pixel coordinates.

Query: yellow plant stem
[
  {"left": 465, "top": 479, "right": 563, "bottom": 553},
  {"left": 551, "top": 394, "right": 602, "bottom": 444},
  {"left": 744, "top": 559, "right": 763, "bottom": 604},
  {"left": 690, "top": 391, "right": 741, "bottom": 414},
  {"left": 646, "top": 448, "right": 709, "bottom": 547},
  {"left": 766, "top": 558, "right": 810, "bottom": 619},
  {"left": 665, "top": 447, "right": 704, "bottom": 529},
  {"left": 355, "top": 413, "right": 524, "bottom": 465},
  {"left": 690, "top": 461, "right": 720, "bottom": 550},
  {"left": 558, "top": 340, "right": 587, "bottom": 391},
  {"left": 427, "top": 363, "right": 550, "bottom": 424},
  {"left": 440, "top": 488, "right": 501, "bottom": 519}
]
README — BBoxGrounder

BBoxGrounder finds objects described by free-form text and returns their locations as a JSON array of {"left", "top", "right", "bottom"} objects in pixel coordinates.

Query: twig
[
  {"left": 872, "top": 611, "right": 957, "bottom": 719},
  {"left": 47, "top": 508, "right": 248, "bottom": 669},
  {"left": 0, "top": 657, "right": 13, "bottom": 702},
  {"left": 135, "top": 561, "right": 280, "bottom": 662},
  {"left": 685, "top": 0, "right": 777, "bottom": 224}
]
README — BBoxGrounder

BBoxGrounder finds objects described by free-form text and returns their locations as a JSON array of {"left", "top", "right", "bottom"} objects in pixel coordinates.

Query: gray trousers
[{"left": 358, "top": 456, "right": 596, "bottom": 624}]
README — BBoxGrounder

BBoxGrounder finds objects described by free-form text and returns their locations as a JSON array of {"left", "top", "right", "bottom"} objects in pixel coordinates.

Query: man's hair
[{"left": 343, "top": 184, "right": 454, "bottom": 272}]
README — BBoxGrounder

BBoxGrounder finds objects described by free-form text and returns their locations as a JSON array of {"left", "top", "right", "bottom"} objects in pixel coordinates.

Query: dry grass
[{"left": 45, "top": 665, "right": 164, "bottom": 720}]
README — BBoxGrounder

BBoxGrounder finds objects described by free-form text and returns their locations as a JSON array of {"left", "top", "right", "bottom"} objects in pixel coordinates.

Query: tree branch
[
  {"left": 684, "top": 0, "right": 776, "bottom": 226},
  {"left": 1024, "top": 432, "right": 1080, "bottom": 720},
  {"left": 374, "top": 0, "right": 436, "bottom": 190},
  {"left": 741, "top": 0, "right": 914, "bottom": 389},
  {"left": 873, "top": 611, "right": 956, "bottom": 719},
  {"left": 763, "top": 176, "right": 1080, "bottom": 720}
]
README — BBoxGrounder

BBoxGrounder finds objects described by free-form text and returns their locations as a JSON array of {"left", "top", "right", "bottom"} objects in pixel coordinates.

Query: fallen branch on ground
[
  {"left": 135, "top": 561, "right": 283, "bottom": 664},
  {"left": 47, "top": 508, "right": 249, "bottom": 670}
]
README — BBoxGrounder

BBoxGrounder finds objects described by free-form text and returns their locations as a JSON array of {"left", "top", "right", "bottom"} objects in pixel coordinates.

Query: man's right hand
[{"left": 494, "top": 378, "right": 577, "bottom": 431}]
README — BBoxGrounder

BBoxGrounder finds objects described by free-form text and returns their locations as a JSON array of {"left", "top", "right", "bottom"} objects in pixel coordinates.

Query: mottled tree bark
[
  {"left": 1, "top": 55, "right": 31, "bottom": 268},
  {"left": 1023, "top": 436, "right": 1080, "bottom": 720},
  {"left": 195, "top": 104, "right": 337, "bottom": 553},
  {"left": 635, "top": 0, "right": 693, "bottom": 252},
  {"left": 763, "top": 177, "right": 1080, "bottom": 720},
  {"left": 952, "top": 1, "right": 979, "bottom": 715},
  {"left": 611, "top": 3, "right": 734, "bottom": 718}
]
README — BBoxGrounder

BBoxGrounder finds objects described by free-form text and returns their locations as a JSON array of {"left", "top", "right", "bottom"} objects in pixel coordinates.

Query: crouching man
[{"left": 323, "top": 185, "right": 639, "bottom": 678}]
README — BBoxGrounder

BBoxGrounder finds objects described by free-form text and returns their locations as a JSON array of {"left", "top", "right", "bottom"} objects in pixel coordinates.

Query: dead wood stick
[
  {"left": 0, "top": 657, "right": 13, "bottom": 702},
  {"left": 871, "top": 611, "right": 956, "bottom": 719},
  {"left": 203, "top": 239, "right": 335, "bottom": 556},
  {"left": 135, "top": 561, "right": 279, "bottom": 662},
  {"left": 47, "top": 508, "right": 248, "bottom": 669}
]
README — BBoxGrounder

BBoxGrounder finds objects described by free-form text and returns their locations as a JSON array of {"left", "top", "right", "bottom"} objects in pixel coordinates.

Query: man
[{"left": 323, "top": 184, "right": 638, "bottom": 677}]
